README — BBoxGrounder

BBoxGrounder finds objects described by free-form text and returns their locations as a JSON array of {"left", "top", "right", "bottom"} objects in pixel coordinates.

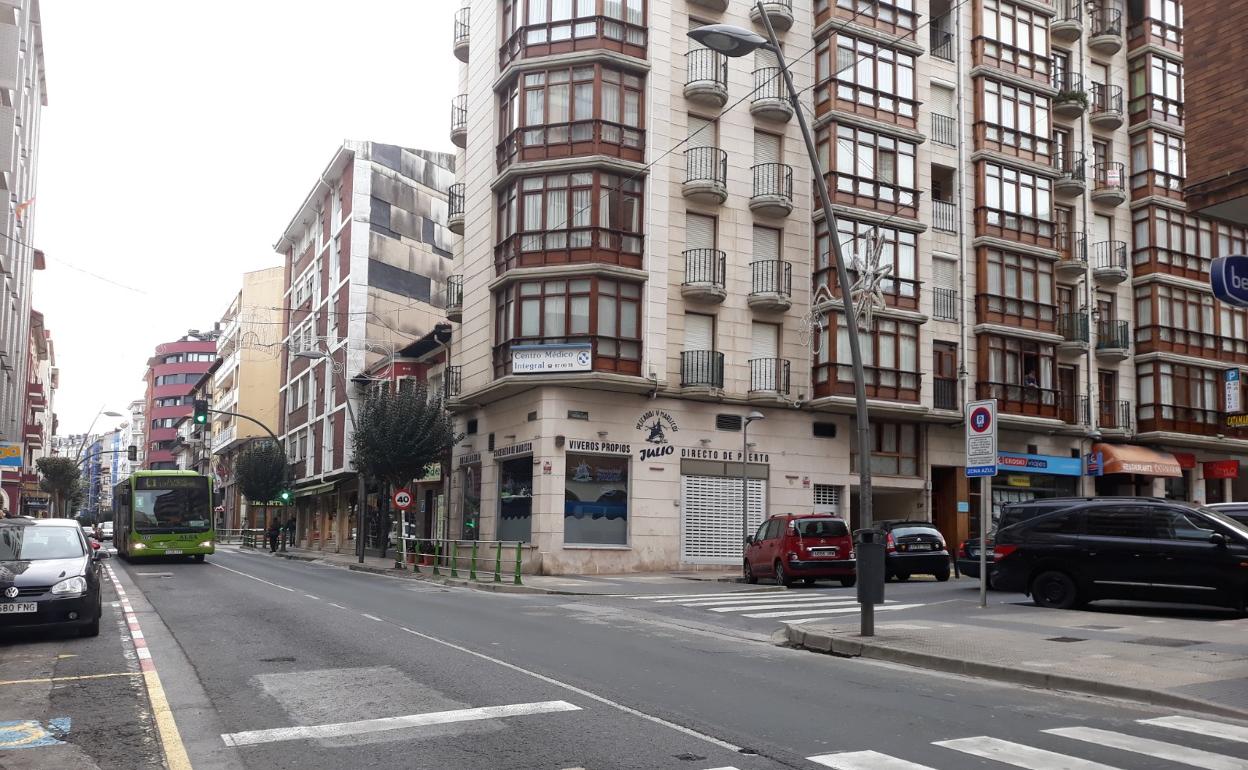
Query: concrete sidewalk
[
  {"left": 234, "top": 544, "right": 749, "bottom": 595},
  {"left": 785, "top": 597, "right": 1248, "bottom": 719}
]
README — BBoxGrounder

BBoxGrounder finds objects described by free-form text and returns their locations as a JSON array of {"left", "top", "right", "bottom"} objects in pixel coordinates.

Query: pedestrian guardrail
[
  {"left": 240, "top": 529, "right": 264, "bottom": 548},
  {"left": 216, "top": 528, "right": 248, "bottom": 544},
  {"left": 396, "top": 538, "right": 524, "bottom": 585}
]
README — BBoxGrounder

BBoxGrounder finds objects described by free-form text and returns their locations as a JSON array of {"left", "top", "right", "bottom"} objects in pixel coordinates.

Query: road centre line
[
  {"left": 361, "top": 614, "right": 383, "bottom": 622},
  {"left": 210, "top": 562, "right": 296, "bottom": 591},
  {"left": 105, "top": 565, "right": 193, "bottom": 770},
  {"left": 0, "top": 672, "right": 142, "bottom": 686},
  {"left": 393, "top": 625, "right": 743, "bottom": 752},
  {"left": 304, "top": 594, "right": 320, "bottom": 600},
  {"left": 1045, "top": 726, "right": 1247, "bottom": 770},
  {"left": 221, "top": 700, "right": 580, "bottom": 747}
]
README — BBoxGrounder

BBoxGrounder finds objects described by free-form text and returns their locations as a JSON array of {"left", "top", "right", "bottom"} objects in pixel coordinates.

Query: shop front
[
  {"left": 1090, "top": 443, "right": 1182, "bottom": 497},
  {"left": 988, "top": 452, "right": 1082, "bottom": 522}
]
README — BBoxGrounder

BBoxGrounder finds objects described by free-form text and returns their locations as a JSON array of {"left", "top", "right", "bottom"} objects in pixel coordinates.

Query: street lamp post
[
  {"left": 690, "top": 8, "right": 880, "bottom": 631},
  {"left": 742, "top": 411, "right": 764, "bottom": 571},
  {"left": 295, "top": 350, "right": 367, "bottom": 564},
  {"left": 74, "top": 408, "right": 123, "bottom": 462}
]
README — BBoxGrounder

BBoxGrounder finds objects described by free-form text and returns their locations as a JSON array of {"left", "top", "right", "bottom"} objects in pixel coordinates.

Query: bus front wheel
[{"left": 193, "top": 554, "right": 205, "bottom": 563}]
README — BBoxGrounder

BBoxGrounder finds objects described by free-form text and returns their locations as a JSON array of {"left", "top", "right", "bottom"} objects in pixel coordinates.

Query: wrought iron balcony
[
  {"left": 749, "top": 0, "right": 793, "bottom": 32},
  {"left": 1052, "top": 72, "right": 1087, "bottom": 118},
  {"left": 749, "top": 358, "right": 791, "bottom": 396},
  {"left": 1057, "top": 312, "right": 1090, "bottom": 353},
  {"left": 1089, "top": 5, "right": 1123, "bottom": 54},
  {"left": 681, "top": 350, "right": 724, "bottom": 389},
  {"left": 1089, "top": 83, "right": 1123, "bottom": 130},
  {"left": 1090, "top": 239, "right": 1128, "bottom": 283},
  {"left": 683, "top": 146, "right": 728, "bottom": 205},
  {"left": 685, "top": 48, "right": 728, "bottom": 108},
  {"left": 1053, "top": 151, "right": 1086, "bottom": 196},
  {"left": 750, "top": 67, "right": 792, "bottom": 122},
  {"left": 448, "top": 183, "right": 465, "bottom": 235},
  {"left": 749, "top": 163, "right": 793, "bottom": 218},
  {"left": 450, "top": 95, "right": 468, "bottom": 149},
  {"left": 681, "top": 248, "right": 727, "bottom": 304},
  {"left": 748, "top": 260, "right": 792, "bottom": 312},
  {"left": 1096, "top": 318, "right": 1130, "bottom": 361},
  {"left": 446, "top": 275, "right": 464, "bottom": 323},
  {"left": 453, "top": 8, "right": 470, "bottom": 63},
  {"left": 1051, "top": 0, "right": 1083, "bottom": 42},
  {"left": 1091, "top": 161, "right": 1126, "bottom": 206}
]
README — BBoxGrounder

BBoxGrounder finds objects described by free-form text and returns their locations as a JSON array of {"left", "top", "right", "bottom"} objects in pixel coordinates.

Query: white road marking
[
  {"left": 636, "top": 591, "right": 777, "bottom": 601},
  {"left": 1142, "top": 716, "right": 1248, "bottom": 745},
  {"left": 935, "top": 737, "right": 1123, "bottom": 769},
  {"left": 220, "top": 700, "right": 581, "bottom": 747},
  {"left": 327, "top": 603, "right": 346, "bottom": 610},
  {"left": 745, "top": 603, "right": 924, "bottom": 619},
  {"left": 808, "top": 750, "right": 939, "bottom": 769},
  {"left": 710, "top": 599, "right": 859, "bottom": 613},
  {"left": 1046, "top": 726, "right": 1248, "bottom": 769},
  {"left": 304, "top": 594, "right": 320, "bottom": 600},
  {"left": 394, "top": 626, "right": 743, "bottom": 752},
  {"left": 210, "top": 562, "right": 296, "bottom": 592},
  {"left": 659, "top": 594, "right": 853, "bottom": 606},
  {"left": 361, "top": 614, "right": 383, "bottom": 622}
]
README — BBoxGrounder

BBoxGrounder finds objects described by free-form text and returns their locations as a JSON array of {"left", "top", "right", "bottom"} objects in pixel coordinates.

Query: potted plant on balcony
[{"left": 1055, "top": 89, "right": 1088, "bottom": 110}]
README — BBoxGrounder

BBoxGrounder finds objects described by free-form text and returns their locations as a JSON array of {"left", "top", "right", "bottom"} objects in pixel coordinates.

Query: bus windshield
[{"left": 133, "top": 479, "right": 211, "bottom": 533}]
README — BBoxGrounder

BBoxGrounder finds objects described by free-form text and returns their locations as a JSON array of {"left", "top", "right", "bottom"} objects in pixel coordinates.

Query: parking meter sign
[
  {"left": 965, "top": 399, "right": 998, "bottom": 478},
  {"left": 392, "top": 489, "right": 413, "bottom": 511}
]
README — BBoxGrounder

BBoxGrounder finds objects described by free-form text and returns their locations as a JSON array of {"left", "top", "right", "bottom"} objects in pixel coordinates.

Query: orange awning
[{"left": 1093, "top": 443, "right": 1182, "bottom": 477}]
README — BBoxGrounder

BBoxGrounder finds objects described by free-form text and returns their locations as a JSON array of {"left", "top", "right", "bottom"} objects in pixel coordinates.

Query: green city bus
[{"left": 113, "top": 470, "right": 215, "bottom": 561}]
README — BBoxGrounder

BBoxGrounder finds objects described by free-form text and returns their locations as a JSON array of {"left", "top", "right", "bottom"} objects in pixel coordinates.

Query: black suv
[
  {"left": 992, "top": 499, "right": 1248, "bottom": 612},
  {"left": 878, "top": 520, "right": 950, "bottom": 581}
]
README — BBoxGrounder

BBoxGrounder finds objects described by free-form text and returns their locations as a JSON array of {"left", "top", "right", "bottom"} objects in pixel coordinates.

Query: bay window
[
  {"left": 498, "top": 64, "right": 644, "bottom": 167},
  {"left": 494, "top": 277, "right": 642, "bottom": 375},
  {"left": 500, "top": 0, "right": 646, "bottom": 66},
  {"left": 978, "top": 248, "right": 1055, "bottom": 328},
  {"left": 1134, "top": 284, "right": 1248, "bottom": 362},
  {"left": 977, "top": 161, "right": 1053, "bottom": 245},
  {"left": 1137, "top": 362, "right": 1222, "bottom": 435},
  {"left": 1128, "top": 54, "right": 1183, "bottom": 126},
  {"left": 814, "top": 33, "right": 917, "bottom": 126},
  {"left": 816, "top": 0, "right": 917, "bottom": 32},
  {"left": 496, "top": 171, "right": 643, "bottom": 272},
  {"left": 976, "top": 0, "right": 1050, "bottom": 84},
  {"left": 818, "top": 123, "right": 918, "bottom": 216},
  {"left": 977, "top": 79, "right": 1051, "bottom": 160},
  {"left": 813, "top": 315, "right": 919, "bottom": 401},
  {"left": 815, "top": 217, "right": 918, "bottom": 309},
  {"left": 851, "top": 422, "right": 920, "bottom": 476},
  {"left": 978, "top": 334, "right": 1059, "bottom": 416},
  {"left": 1130, "top": 129, "right": 1185, "bottom": 198},
  {"left": 1131, "top": 206, "right": 1213, "bottom": 280}
]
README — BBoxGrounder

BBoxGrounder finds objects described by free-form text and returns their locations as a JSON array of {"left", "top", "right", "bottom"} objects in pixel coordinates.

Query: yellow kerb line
[
  {"left": 0, "top": 671, "right": 142, "bottom": 686},
  {"left": 144, "top": 669, "right": 192, "bottom": 770}
]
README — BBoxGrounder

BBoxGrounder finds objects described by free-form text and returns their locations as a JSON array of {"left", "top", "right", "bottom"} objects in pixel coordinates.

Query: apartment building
[
  {"left": 275, "top": 141, "right": 456, "bottom": 555},
  {"left": 141, "top": 336, "right": 217, "bottom": 469},
  {"left": 12, "top": 307, "right": 53, "bottom": 515},
  {"left": 443, "top": 0, "right": 1242, "bottom": 574},
  {"left": 210, "top": 266, "right": 283, "bottom": 530}
]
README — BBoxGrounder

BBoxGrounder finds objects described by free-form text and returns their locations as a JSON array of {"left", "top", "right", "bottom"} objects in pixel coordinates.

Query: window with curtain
[
  {"left": 981, "top": 248, "right": 1055, "bottom": 324},
  {"left": 501, "top": 0, "right": 646, "bottom": 66},
  {"left": 1129, "top": 54, "right": 1183, "bottom": 124},
  {"left": 981, "top": 162, "right": 1053, "bottom": 238},
  {"left": 821, "top": 123, "right": 918, "bottom": 207},
  {"left": 814, "top": 217, "right": 918, "bottom": 306},
  {"left": 977, "top": 0, "right": 1050, "bottom": 79},
  {"left": 813, "top": 33, "right": 917, "bottom": 121},
  {"left": 980, "top": 79, "right": 1051, "bottom": 156},
  {"left": 494, "top": 278, "right": 641, "bottom": 370}
]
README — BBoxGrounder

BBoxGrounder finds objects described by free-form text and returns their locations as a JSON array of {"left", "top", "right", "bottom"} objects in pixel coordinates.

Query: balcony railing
[
  {"left": 977, "top": 381, "right": 1061, "bottom": 419},
  {"left": 930, "top": 30, "right": 953, "bottom": 62},
  {"left": 835, "top": 364, "right": 921, "bottom": 401},
  {"left": 931, "top": 113, "right": 956, "bottom": 147},
  {"left": 1054, "top": 150, "right": 1086, "bottom": 190},
  {"left": 751, "top": 66, "right": 786, "bottom": 105},
  {"left": 681, "top": 350, "right": 724, "bottom": 389},
  {"left": 932, "top": 199, "right": 957, "bottom": 233},
  {"left": 1138, "top": 405, "right": 1243, "bottom": 438},
  {"left": 1089, "top": 5, "right": 1123, "bottom": 40},
  {"left": 1052, "top": 72, "right": 1087, "bottom": 115},
  {"left": 1098, "top": 399, "right": 1132, "bottom": 431},
  {"left": 1093, "top": 161, "right": 1126, "bottom": 198},
  {"left": 444, "top": 366, "right": 462, "bottom": 399},
  {"left": 933, "top": 376, "right": 958, "bottom": 411},
  {"left": 686, "top": 48, "right": 728, "bottom": 97},
  {"left": 448, "top": 182, "right": 465, "bottom": 233},
  {"left": 1090, "top": 240, "right": 1127, "bottom": 272},
  {"left": 1057, "top": 312, "right": 1089, "bottom": 344},
  {"left": 453, "top": 7, "right": 470, "bottom": 62},
  {"left": 682, "top": 248, "right": 726, "bottom": 297},
  {"left": 1097, "top": 318, "right": 1130, "bottom": 350},
  {"left": 932, "top": 287, "right": 958, "bottom": 321},
  {"left": 1089, "top": 82, "right": 1123, "bottom": 124},
  {"left": 751, "top": 163, "right": 793, "bottom": 207},
  {"left": 450, "top": 95, "right": 468, "bottom": 147},
  {"left": 749, "top": 358, "right": 791, "bottom": 395},
  {"left": 1057, "top": 230, "right": 1086, "bottom": 266},
  {"left": 750, "top": 259, "right": 792, "bottom": 298},
  {"left": 445, "top": 275, "right": 464, "bottom": 315},
  {"left": 685, "top": 146, "right": 728, "bottom": 188}
]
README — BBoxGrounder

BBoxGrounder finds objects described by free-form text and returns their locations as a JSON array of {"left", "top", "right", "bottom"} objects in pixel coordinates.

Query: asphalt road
[{"left": 95, "top": 547, "right": 1248, "bottom": 770}]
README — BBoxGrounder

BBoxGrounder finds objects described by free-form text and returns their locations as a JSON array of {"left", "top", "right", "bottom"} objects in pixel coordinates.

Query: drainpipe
[
  {"left": 1076, "top": 19, "right": 1099, "bottom": 496},
  {"left": 954, "top": 3, "right": 969, "bottom": 408}
]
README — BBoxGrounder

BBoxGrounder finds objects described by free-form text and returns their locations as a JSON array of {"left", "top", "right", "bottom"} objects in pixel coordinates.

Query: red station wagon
[{"left": 743, "top": 514, "right": 856, "bottom": 588}]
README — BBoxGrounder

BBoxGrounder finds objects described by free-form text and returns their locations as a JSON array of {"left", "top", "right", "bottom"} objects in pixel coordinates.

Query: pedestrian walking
[
  {"left": 267, "top": 518, "right": 280, "bottom": 553},
  {"left": 285, "top": 515, "right": 296, "bottom": 549}
]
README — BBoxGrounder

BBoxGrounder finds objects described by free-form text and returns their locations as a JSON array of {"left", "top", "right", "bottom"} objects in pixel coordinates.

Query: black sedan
[{"left": 0, "top": 518, "right": 106, "bottom": 637}]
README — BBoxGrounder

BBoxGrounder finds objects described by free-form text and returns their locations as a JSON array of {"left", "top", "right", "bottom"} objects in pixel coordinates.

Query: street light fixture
[
  {"left": 741, "top": 411, "right": 765, "bottom": 570},
  {"left": 294, "top": 349, "right": 367, "bottom": 564},
  {"left": 692, "top": 7, "right": 879, "bottom": 632},
  {"left": 74, "top": 408, "right": 123, "bottom": 462}
]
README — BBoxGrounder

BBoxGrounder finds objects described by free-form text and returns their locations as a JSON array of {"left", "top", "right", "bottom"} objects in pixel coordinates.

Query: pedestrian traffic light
[
  {"left": 126, "top": 445, "right": 137, "bottom": 462},
  {"left": 193, "top": 399, "right": 209, "bottom": 424}
]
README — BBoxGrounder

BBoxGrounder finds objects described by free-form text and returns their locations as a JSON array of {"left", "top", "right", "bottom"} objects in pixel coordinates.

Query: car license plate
[
  {"left": 165, "top": 549, "right": 182, "bottom": 555},
  {"left": 814, "top": 550, "right": 838, "bottom": 558},
  {"left": 908, "top": 543, "right": 933, "bottom": 551},
  {"left": 0, "top": 602, "right": 36, "bottom": 614}
]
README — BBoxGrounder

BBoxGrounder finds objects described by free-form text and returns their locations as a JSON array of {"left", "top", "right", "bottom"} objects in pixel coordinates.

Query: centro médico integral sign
[{"left": 511, "top": 343, "right": 593, "bottom": 374}]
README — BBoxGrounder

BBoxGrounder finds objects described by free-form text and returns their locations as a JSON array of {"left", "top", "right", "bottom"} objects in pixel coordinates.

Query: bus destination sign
[{"left": 136, "top": 477, "right": 206, "bottom": 489}]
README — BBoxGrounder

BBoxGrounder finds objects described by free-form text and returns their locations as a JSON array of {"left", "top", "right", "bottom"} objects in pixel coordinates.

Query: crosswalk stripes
[
  {"left": 633, "top": 591, "right": 925, "bottom": 623},
  {"left": 801, "top": 714, "right": 1248, "bottom": 770}
]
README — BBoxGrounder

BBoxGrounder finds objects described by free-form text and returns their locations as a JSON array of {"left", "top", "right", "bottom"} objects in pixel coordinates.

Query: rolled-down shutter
[
  {"left": 687, "top": 213, "right": 715, "bottom": 250},
  {"left": 755, "top": 131, "right": 780, "bottom": 165},
  {"left": 684, "top": 313, "right": 714, "bottom": 352}
]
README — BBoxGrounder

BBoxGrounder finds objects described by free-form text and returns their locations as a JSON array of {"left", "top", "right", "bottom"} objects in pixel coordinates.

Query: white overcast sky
[{"left": 36, "top": 1, "right": 457, "bottom": 436}]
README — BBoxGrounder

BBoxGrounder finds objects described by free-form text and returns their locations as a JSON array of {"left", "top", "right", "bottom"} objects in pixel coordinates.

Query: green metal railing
[
  {"left": 240, "top": 529, "right": 264, "bottom": 548},
  {"left": 397, "top": 538, "right": 524, "bottom": 585}
]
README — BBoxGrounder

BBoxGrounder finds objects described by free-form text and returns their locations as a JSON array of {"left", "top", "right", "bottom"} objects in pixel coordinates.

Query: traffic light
[
  {"left": 193, "top": 399, "right": 209, "bottom": 424},
  {"left": 278, "top": 489, "right": 293, "bottom": 504},
  {"left": 126, "top": 445, "right": 137, "bottom": 462}
]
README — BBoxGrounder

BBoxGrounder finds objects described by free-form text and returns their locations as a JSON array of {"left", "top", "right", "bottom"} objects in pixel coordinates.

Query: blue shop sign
[{"left": 997, "top": 451, "right": 1082, "bottom": 477}]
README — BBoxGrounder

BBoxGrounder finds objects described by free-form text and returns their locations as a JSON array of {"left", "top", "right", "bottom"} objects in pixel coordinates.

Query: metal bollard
[
  {"left": 514, "top": 541, "right": 523, "bottom": 585},
  {"left": 450, "top": 540, "right": 459, "bottom": 578},
  {"left": 469, "top": 540, "right": 478, "bottom": 581},
  {"left": 433, "top": 540, "right": 441, "bottom": 576},
  {"left": 493, "top": 542, "right": 503, "bottom": 583}
]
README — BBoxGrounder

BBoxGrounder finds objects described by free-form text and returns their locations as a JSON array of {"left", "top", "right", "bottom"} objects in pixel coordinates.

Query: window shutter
[
  {"left": 1094, "top": 214, "right": 1112, "bottom": 243},
  {"left": 754, "top": 131, "right": 781, "bottom": 165},
  {"left": 931, "top": 84, "right": 954, "bottom": 117},
  {"left": 684, "top": 313, "right": 713, "bottom": 351},
  {"left": 752, "top": 226, "right": 780, "bottom": 261},
  {"left": 687, "top": 115, "right": 713, "bottom": 149},
  {"left": 933, "top": 256, "right": 957, "bottom": 289},
  {"left": 687, "top": 214, "right": 715, "bottom": 250},
  {"left": 751, "top": 322, "right": 779, "bottom": 359}
]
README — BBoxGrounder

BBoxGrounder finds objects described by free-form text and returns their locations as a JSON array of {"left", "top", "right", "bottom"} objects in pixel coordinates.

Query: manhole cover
[
  {"left": 1046, "top": 636, "right": 1087, "bottom": 643},
  {"left": 1126, "top": 637, "right": 1202, "bottom": 648}
]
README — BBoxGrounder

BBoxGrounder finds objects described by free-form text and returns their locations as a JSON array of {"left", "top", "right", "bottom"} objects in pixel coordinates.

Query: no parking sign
[{"left": 965, "top": 399, "right": 998, "bottom": 478}]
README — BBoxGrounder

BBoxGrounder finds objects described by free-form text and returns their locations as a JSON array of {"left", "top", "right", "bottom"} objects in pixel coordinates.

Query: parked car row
[
  {"left": 987, "top": 498, "right": 1248, "bottom": 613},
  {"left": 743, "top": 514, "right": 951, "bottom": 587},
  {"left": 1, "top": 518, "right": 106, "bottom": 637}
]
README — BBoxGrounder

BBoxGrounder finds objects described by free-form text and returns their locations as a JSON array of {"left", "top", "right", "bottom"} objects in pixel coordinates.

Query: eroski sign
[{"left": 1211, "top": 256, "right": 1248, "bottom": 307}]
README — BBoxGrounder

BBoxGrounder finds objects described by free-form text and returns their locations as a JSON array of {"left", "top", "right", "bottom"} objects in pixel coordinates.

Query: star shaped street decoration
[{"left": 849, "top": 232, "right": 891, "bottom": 333}]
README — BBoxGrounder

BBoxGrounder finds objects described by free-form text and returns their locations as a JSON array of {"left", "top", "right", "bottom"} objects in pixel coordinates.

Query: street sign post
[
  {"left": 392, "top": 489, "right": 413, "bottom": 569},
  {"left": 1226, "top": 369, "right": 1242, "bottom": 414},
  {"left": 965, "top": 399, "right": 997, "bottom": 609},
  {"left": 392, "top": 489, "right": 413, "bottom": 511},
  {"left": 1211, "top": 256, "right": 1248, "bottom": 307}
]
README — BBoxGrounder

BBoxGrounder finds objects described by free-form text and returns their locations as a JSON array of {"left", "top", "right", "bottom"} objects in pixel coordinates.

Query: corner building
[{"left": 447, "top": 0, "right": 1243, "bottom": 575}]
